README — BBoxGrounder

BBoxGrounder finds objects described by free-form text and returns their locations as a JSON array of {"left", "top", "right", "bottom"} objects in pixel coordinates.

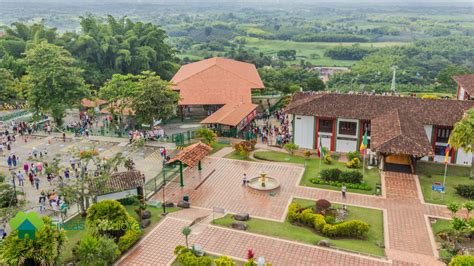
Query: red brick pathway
[{"left": 119, "top": 157, "right": 450, "bottom": 265}]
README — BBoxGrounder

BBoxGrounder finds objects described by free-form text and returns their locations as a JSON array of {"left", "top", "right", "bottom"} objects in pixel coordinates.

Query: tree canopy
[{"left": 24, "top": 41, "right": 88, "bottom": 125}]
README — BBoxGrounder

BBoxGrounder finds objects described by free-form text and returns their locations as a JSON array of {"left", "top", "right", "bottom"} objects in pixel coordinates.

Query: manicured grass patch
[
  {"left": 224, "top": 151, "right": 255, "bottom": 161},
  {"left": 418, "top": 161, "right": 471, "bottom": 205},
  {"left": 213, "top": 198, "right": 385, "bottom": 257},
  {"left": 210, "top": 142, "right": 231, "bottom": 155},
  {"left": 431, "top": 218, "right": 450, "bottom": 237},
  {"left": 60, "top": 205, "right": 179, "bottom": 263},
  {"left": 253, "top": 151, "right": 380, "bottom": 195}
]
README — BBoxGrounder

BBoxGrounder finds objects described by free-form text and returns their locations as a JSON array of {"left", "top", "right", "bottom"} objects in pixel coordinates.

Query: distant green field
[
  {"left": 175, "top": 37, "right": 408, "bottom": 67},
  {"left": 243, "top": 37, "right": 408, "bottom": 67}
]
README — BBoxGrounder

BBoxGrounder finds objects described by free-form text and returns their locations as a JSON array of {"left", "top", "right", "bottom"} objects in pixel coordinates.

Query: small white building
[{"left": 454, "top": 74, "right": 474, "bottom": 101}]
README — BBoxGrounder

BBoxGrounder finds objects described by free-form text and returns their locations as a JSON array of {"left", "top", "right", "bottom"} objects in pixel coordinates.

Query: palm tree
[
  {"left": 182, "top": 226, "right": 192, "bottom": 248},
  {"left": 449, "top": 109, "right": 474, "bottom": 178},
  {"left": 195, "top": 127, "right": 217, "bottom": 145}
]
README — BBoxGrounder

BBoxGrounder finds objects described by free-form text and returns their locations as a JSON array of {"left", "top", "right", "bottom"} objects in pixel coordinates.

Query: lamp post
[{"left": 161, "top": 159, "right": 168, "bottom": 216}]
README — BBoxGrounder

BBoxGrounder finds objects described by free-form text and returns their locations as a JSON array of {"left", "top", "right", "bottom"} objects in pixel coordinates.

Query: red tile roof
[
  {"left": 89, "top": 170, "right": 145, "bottom": 195},
  {"left": 81, "top": 98, "right": 107, "bottom": 108},
  {"left": 200, "top": 103, "right": 257, "bottom": 127},
  {"left": 371, "top": 109, "right": 434, "bottom": 157},
  {"left": 171, "top": 57, "right": 264, "bottom": 106},
  {"left": 167, "top": 142, "right": 212, "bottom": 168},
  {"left": 453, "top": 74, "right": 474, "bottom": 96},
  {"left": 286, "top": 92, "right": 474, "bottom": 126}
]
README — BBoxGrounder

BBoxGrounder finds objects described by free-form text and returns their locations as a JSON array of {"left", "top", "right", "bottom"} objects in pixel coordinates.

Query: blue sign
[{"left": 432, "top": 185, "right": 445, "bottom": 193}]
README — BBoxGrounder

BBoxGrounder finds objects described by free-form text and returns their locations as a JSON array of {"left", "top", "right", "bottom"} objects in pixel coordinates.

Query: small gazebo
[{"left": 166, "top": 142, "right": 212, "bottom": 187}]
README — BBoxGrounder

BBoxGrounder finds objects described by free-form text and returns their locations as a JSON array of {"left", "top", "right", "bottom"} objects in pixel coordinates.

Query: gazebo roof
[
  {"left": 89, "top": 170, "right": 145, "bottom": 195},
  {"left": 167, "top": 142, "right": 212, "bottom": 167}
]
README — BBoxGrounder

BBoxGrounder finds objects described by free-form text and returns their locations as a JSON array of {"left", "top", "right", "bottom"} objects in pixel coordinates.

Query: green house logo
[{"left": 9, "top": 212, "right": 45, "bottom": 239}]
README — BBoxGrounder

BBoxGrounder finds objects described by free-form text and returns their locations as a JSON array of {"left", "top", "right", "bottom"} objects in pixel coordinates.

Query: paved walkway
[{"left": 119, "top": 157, "right": 450, "bottom": 265}]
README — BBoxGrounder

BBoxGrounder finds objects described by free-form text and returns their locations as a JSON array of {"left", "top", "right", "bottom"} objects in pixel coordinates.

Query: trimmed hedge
[
  {"left": 287, "top": 202, "right": 369, "bottom": 238},
  {"left": 310, "top": 178, "right": 372, "bottom": 191},
  {"left": 320, "top": 169, "right": 363, "bottom": 184},
  {"left": 455, "top": 184, "right": 474, "bottom": 199}
]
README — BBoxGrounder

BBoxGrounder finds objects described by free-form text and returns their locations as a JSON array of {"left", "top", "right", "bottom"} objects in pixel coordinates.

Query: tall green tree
[
  {"left": 436, "top": 64, "right": 470, "bottom": 91},
  {"left": 0, "top": 68, "right": 19, "bottom": 103},
  {"left": 449, "top": 109, "right": 474, "bottom": 178},
  {"left": 70, "top": 15, "right": 178, "bottom": 87},
  {"left": 132, "top": 72, "right": 179, "bottom": 126},
  {"left": 24, "top": 41, "right": 88, "bottom": 125}
]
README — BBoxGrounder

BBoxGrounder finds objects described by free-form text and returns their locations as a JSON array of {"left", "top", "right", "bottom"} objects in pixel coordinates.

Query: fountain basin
[{"left": 248, "top": 176, "right": 280, "bottom": 191}]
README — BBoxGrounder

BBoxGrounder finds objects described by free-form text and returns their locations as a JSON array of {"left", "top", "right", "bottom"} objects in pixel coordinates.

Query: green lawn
[
  {"left": 224, "top": 151, "right": 255, "bottom": 161},
  {"left": 253, "top": 151, "right": 381, "bottom": 195},
  {"left": 213, "top": 198, "right": 384, "bottom": 257},
  {"left": 60, "top": 205, "right": 179, "bottom": 264},
  {"left": 417, "top": 161, "right": 472, "bottom": 205},
  {"left": 210, "top": 142, "right": 231, "bottom": 155}
]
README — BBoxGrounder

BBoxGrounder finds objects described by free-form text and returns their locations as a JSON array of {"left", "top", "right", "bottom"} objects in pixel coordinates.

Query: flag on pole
[
  {"left": 359, "top": 130, "right": 368, "bottom": 153},
  {"left": 444, "top": 145, "right": 451, "bottom": 164},
  {"left": 317, "top": 137, "right": 325, "bottom": 158}
]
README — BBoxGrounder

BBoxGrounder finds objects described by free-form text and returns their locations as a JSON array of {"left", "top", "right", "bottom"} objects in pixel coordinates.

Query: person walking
[
  {"left": 7, "top": 156, "right": 12, "bottom": 169},
  {"left": 34, "top": 175, "right": 40, "bottom": 190},
  {"left": 341, "top": 184, "right": 347, "bottom": 199},
  {"left": 28, "top": 172, "right": 34, "bottom": 186},
  {"left": 242, "top": 173, "right": 248, "bottom": 187},
  {"left": 39, "top": 191, "right": 46, "bottom": 213},
  {"left": 17, "top": 171, "right": 24, "bottom": 186}
]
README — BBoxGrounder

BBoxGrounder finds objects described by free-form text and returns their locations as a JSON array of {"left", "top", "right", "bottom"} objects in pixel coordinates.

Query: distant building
[
  {"left": 171, "top": 57, "right": 264, "bottom": 134},
  {"left": 312, "top": 66, "right": 350, "bottom": 83},
  {"left": 453, "top": 73, "right": 474, "bottom": 101},
  {"left": 286, "top": 92, "right": 474, "bottom": 173}
]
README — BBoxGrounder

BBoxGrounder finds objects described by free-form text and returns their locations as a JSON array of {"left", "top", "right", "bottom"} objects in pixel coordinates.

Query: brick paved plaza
[{"left": 119, "top": 155, "right": 453, "bottom": 266}]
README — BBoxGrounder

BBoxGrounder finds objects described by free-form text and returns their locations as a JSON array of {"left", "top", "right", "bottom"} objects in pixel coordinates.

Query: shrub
[
  {"left": 0, "top": 172, "right": 5, "bottom": 183},
  {"left": 313, "top": 214, "right": 327, "bottom": 231},
  {"left": 449, "top": 255, "right": 474, "bottom": 266},
  {"left": 340, "top": 170, "right": 363, "bottom": 184},
  {"left": 283, "top": 143, "right": 299, "bottom": 155},
  {"left": 174, "top": 245, "right": 213, "bottom": 266},
  {"left": 347, "top": 151, "right": 361, "bottom": 161},
  {"left": 323, "top": 154, "right": 332, "bottom": 164},
  {"left": 86, "top": 200, "right": 130, "bottom": 239},
  {"left": 303, "top": 150, "right": 312, "bottom": 159},
  {"left": 232, "top": 139, "right": 256, "bottom": 157},
  {"left": 287, "top": 203, "right": 302, "bottom": 223},
  {"left": 454, "top": 184, "right": 474, "bottom": 199},
  {"left": 320, "top": 169, "right": 342, "bottom": 182},
  {"left": 117, "top": 217, "right": 142, "bottom": 252},
  {"left": 346, "top": 157, "right": 361, "bottom": 168},
  {"left": 316, "top": 199, "right": 332, "bottom": 212},
  {"left": 214, "top": 256, "right": 236, "bottom": 266},
  {"left": 322, "top": 220, "right": 369, "bottom": 238},
  {"left": 300, "top": 208, "right": 316, "bottom": 226},
  {"left": 74, "top": 235, "right": 121, "bottom": 266},
  {"left": 324, "top": 215, "right": 336, "bottom": 225}
]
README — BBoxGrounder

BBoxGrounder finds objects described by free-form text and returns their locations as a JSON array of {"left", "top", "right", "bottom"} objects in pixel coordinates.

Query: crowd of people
[{"left": 243, "top": 110, "right": 292, "bottom": 147}]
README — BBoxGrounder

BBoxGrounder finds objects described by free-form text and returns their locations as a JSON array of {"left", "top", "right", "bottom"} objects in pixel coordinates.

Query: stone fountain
[{"left": 248, "top": 171, "right": 280, "bottom": 191}]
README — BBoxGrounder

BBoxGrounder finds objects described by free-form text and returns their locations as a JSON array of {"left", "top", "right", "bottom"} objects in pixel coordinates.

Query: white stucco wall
[
  {"left": 336, "top": 118, "right": 358, "bottom": 153},
  {"left": 294, "top": 115, "right": 315, "bottom": 149},
  {"left": 458, "top": 87, "right": 465, "bottom": 100},
  {"left": 421, "top": 125, "right": 433, "bottom": 161},
  {"left": 456, "top": 148, "right": 473, "bottom": 166}
]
